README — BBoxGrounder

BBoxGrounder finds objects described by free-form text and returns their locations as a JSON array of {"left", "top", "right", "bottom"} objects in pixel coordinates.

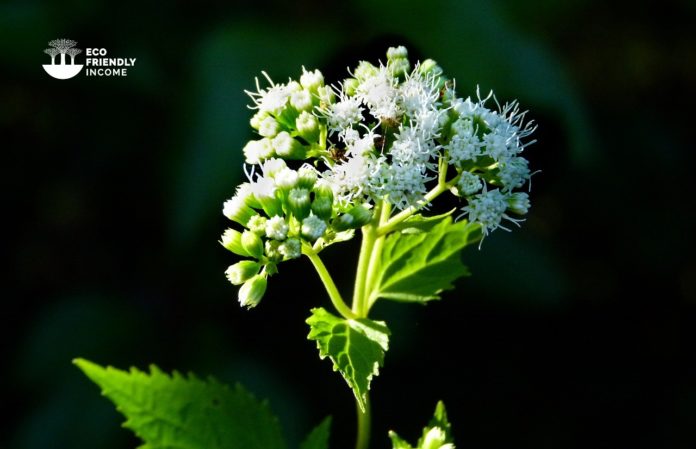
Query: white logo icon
[{"left": 43, "top": 39, "right": 83, "bottom": 80}]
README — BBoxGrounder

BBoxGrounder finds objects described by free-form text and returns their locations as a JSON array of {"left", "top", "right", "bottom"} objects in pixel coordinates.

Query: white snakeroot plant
[{"left": 76, "top": 47, "right": 538, "bottom": 449}]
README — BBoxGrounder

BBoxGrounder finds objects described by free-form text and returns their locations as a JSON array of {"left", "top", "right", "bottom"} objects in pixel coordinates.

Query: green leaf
[
  {"left": 306, "top": 308, "right": 390, "bottom": 412},
  {"left": 385, "top": 209, "right": 455, "bottom": 234},
  {"left": 300, "top": 417, "right": 332, "bottom": 449},
  {"left": 371, "top": 217, "right": 481, "bottom": 304},
  {"left": 74, "top": 358, "right": 286, "bottom": 449},
  {"left": 389, "top": 401, "right": 454, "bottom": 449}
]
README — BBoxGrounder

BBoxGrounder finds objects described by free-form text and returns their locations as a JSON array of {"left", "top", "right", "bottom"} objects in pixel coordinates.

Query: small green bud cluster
[
  {"left": 244, "top": 68, "right": 333, "bottom": 165},
  {"left": 221, "top": 158, "right": 371, "bottom": 307}
]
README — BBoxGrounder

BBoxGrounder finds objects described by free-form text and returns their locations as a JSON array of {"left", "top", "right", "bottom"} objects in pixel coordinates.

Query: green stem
[
  {"left": 355, "top": 393, "right": 371, "bottom": 449},
  {"left": 352, "top": 203, "right": 380, "bottom": 316},
  {"left": 304, "top": 247, "right": 357, "bottom": 320},
  {"left": 363, "top": 203, "right": 391, "bottom": 313}
]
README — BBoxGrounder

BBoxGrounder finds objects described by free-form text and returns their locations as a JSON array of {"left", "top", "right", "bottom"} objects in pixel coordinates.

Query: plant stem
[
  {"left": 363, "top": 203, "right": 391, "bottom": 313},
  {"left": 304, "top": 247, "right": 357, "bottom": 320},
  {"left": 355, "top": 393, "right": 371, "bottom": 449},
  {"left": 352, "top": 203, "right": 380, "bottom": 317}
]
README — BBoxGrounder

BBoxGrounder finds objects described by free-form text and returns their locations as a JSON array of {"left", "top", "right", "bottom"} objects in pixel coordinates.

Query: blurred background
[{"left": 3, "top": 0, "right": 696, "bottom": 448}]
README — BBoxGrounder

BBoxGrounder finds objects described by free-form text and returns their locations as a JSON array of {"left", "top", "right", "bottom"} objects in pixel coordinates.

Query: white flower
[
  {"left": 354, "top": 67, "right": 400, "bottom": 121},
  {"left": 460, "top": 188, "right": 522, "bottom": 235},
  {"left": 258, "top": 117, "right": 280, "bottom": 137},
  {"left": 506, "top": 192, "right": 530, "bottom": 215},
  {"left": 390, "top": 125, "right": 436, "bottom": 166},
  {"left": 290, "top": 90, "right": 313, "bottom": 111},
  {"left": 245, "top": 72, "right": 292, "bottom": 116},
  {"left": 446, "top": 118, "right": 481, "bottom": 166},
  {"left": 260, "top": 158, "right": 287, "bottom": 178},
  {"left": 378, "top": 161, "right": 430, "bottom": 210},
  {"left": 249, "top": 175, "right": 276, "bottom": 200},
  {"left": 397, "top": 70, "right": 440, "bottom": 118},
  {"left": 325, "top": 95, "right": 364, "bottom": 132},
  {"left": 497, "top": 156, "right": 530, "bottom": 191},
  {"left": 324, "top": 152, "right": 382, "bottom": 204},
  {"left": 223, "top": 196, "right": 254, "bottom": 225},
  {"left": 265, "top": 216, "right": 289, "bottom": 240}
]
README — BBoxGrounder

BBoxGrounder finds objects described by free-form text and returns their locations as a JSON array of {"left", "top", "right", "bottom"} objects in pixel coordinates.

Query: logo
[
  {"left": 43, "top": 38, "right": 137, "bottom": 79},
  {"left": 43, "top": 38, "right": 83, "bottom": 80}
]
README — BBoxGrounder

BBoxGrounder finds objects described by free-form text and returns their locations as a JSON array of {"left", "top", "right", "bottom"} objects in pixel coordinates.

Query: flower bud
[
  {"left": 300, "top": 68, "right": 324, "bottom": 93},
  {"left": 353, "top": 61, "right": 378, "bottom": 81},
  {"left": 419, "top": 59, "right": 443, "bottom": 77},
  {"left": 220, "top": 228, "right": 249, "bottom": 256},
  {"left": 272, "top": 131, "right": 308, "bottom": 159},
  {"left": 386, "top": 45, "right": 408, "bottom": 60},
  {"left": 241, "top": 230, "right": 264, "bottom": 258},
  {"left": 301, "top": 215, "right": 328, "bottom": 241},
  {"left": 250, "top": 110, "right": 269, "bottom": 130},
  {"left": 279, "top": 237, "right": 301, "bottom": 260},
  {"left": 317, "top": 85, "right": 335, "bottom": 106},
  {"left": 265, "top": 215, "right": 289, "bottom": 241},
  {"left": 297, "top": 165, "right": 318, "bottom": 189},
  {"left": 506, "top": 192, "right": 530, "bottom": 215},
  {"left": 421, "top": 427, "right": 448, "bottom": 449},
  {"left": 290, "top": 90, "right": 313, "bottom": 112},
  {"left": 225, "top": 260, "right": 261, "bottom": 285},
  {"left": 311, "top": 182, "right": 334, "bottom": 220},
  {"left": 238, "top": 274, "right": 267, "bottom": 308},
  {"left": 247, "top": 215, "right": 267, "bottom": 236},
  {"left": 274, "top": 167, "right": 299, "bottom": 191},
  {"left": 348, "top": 204, "right": 373, "bottom": 227},
  {"left": 295, "top": 111, "right": 319, "bottom": 142},
  {"left": 287, "top": 188, "right": 311, "bottom": 220},
  {"left": 243, "top": 138, "right": 274, "bottom": 164},
  {"left": 343, "top": 78, "right": 359, "bottom": 96},
  {"left": 258, "top": 116, "right": 280, "bottom": 137},
  {"left": 332, "top": 213, "right": 355, "bottom": 231},
  {"left": 264, "top": 240, "right": 282, "bottom": 262},
  {"left": 457, "top": 171, "right": 483, "bottom": 196},
  {"left": 223, "top": 197, "right": 255, "bottom": 226}
]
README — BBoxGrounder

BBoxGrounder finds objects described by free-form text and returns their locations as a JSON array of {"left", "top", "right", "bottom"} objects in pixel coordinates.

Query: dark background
[{"left": 3, "top": 1, "right": 696, "bottom": 448}]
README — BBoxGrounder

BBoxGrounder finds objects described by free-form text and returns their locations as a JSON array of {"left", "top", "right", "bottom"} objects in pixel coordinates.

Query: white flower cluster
[{"left": 222, "top": 46, "right": 537, "bottom": 304}]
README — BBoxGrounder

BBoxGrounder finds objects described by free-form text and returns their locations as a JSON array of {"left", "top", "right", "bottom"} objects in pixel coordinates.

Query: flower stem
[
  {"left": 355, "top": 393, "right": 371, "bottom": 449},
  {"left": 304, "top": 247, "right": 357, "bottom": 320},
  {"left": 352, "top": 203, "right": 380, "bottom": 317}
]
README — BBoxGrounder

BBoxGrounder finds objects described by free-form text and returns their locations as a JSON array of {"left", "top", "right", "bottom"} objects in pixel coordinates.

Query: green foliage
[
  {"left": 385, "top": 210, "right": 456, "bottom": 234},
  {"left": 306, "top": 308, "right": 390, "bottom": 412},
  {"left": 389, "top": 401, "right": 454, "bottom": 449},
  {"left": 371, "top": 217, "right": 481, "bottom": 304},
  {"left": 74, "top": 358, "right": 286, "bottom": 449},
  {"left": 299, "top": 417, "right": 332, "bottom": 449}
]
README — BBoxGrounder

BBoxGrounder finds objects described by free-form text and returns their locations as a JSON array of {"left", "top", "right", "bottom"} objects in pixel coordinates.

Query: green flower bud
[
  {"left": 421, "top": 427, "right": 448, "bottom": 449},
  {"left": 386, "top": 45, "right": 408, "bottom": 61},
  {"left": 220, "top": 228, "right": 249, "bottom": 256},
  {"left": 287, "top": 188, "right": 311, "bottom": 220},
  {"left": 300, "top": 68, "right": 324, "bottom": 93},
  {"left": 243, "top": 138, "right": 274, "bottom": 164},
  {"left": 348, "top": 204, "right": 373, "bottom": 227},
  {"left": 274, "top": 167, "right": 299, "bottom": 191},
  {"left": 250, "top": 110, "right": 269, "bottom": 130},
  {"left": 222, "top": 196, "right": 255, "bottom": 226},
  {"left": 258, "top": 116, "right": 280, "bottom": 137},
  {"left": 225, "top": 260, "right": 261, "bottom": 285},
  {"left": 238, "top": 274, "right": 267, "bottom": 308},
  {"left": 279, "top": 237, "right": 301, "bottom": 260},
  {"left": 311, "top": 181, "right": 334, "bottom": 220},
  {"left": 290, "top": 90, "right": 313, "bottom": 112},
  {"left": 317, "top": 85, "right": 335, "bottom": 106},
  {"left": 343, "top": 78, "right": 359, "bottom": 96},
  {"left": 332, "top": 213, "right": 355, "bottom": 231},
  {"left": 419, "top": 58, "right": 443, "bottom": 77},
  {"left": 272, "top": 131, "right": 307, "bottom": 159},
  {"left": 264, "top": 240, "right": 282, "bottom": 262},
  {"left": 298, "top": 165, "right": 318, "bottom": 189},
  {"left": 247, "top": 215, "right": 267, "bottom": 236},
  {"left": 506, "top": 192, "right": 530, "bottom": 215},
  {"left": 241, "top": 230, "right": 264, "bottom": 259},
  {"left": 301, "top": 215, "right": 328, "bottom": 241},
  {"left": 353, "top": 61, "right": 379, "bottom": 81},
  {"left": 295, "top": 111, "right": 319, "bottom": 142},
  {"left": 388, "top": 58, "right": 410, "bottom": 77}
]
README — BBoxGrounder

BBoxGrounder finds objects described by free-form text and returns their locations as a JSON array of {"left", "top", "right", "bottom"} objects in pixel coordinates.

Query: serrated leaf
[
  {"left": 371, "top": 217, "right": 481, "bottom": 304},
  {"left": 300, "top": 416, "right": 332, "bottom": 449},
  {"left": 74, "top": 358, "right": 286, "bottom": 449},
  {"left": 306, "top": 308, "right": 390, "bottom": 412},
  {"left": 390, "top": 401, "right": 454, "bottom": 449}
]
